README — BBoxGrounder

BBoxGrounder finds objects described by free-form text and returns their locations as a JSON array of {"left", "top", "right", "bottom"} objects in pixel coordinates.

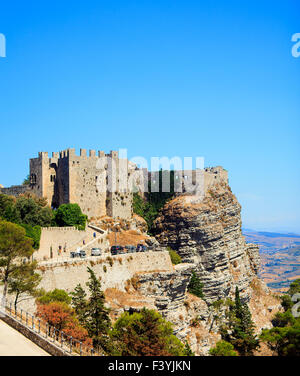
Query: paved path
[{"left": 0, "top": 319, "right": 50, "bottom": 356}]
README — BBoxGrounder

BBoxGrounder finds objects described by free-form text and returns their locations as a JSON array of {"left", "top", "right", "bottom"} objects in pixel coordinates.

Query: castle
[{"left": 0, "top": 148, "right": 228, "bottom": 220}]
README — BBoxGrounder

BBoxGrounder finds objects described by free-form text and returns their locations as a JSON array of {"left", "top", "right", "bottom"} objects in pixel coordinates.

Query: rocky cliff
[{"left": 153, "top": 181, "right": 260, "bottom": 304}]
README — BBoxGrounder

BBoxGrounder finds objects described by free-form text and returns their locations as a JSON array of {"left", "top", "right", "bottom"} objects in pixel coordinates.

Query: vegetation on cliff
[
  {"left": 110, "top": 308, "right": 187, "bottom": 356},
  {"left": 133, "top": 170, "right": 175, "bottom": 233},
  {"left": 168, "top": 248, "right": 182, "bottom": 265},
  {"left": 218, "top": 287, "right": 259, "bottom": 356},
  {"left": 188, "top": 271, "right": 204, "bottom": 299},
  {"left": 260, "top": 279, "right": 300, "bottom": 356},
  {"left": 209, "top": 340, "right": 238, "bottom": 356},
  {"left": 37, "top": 267, "right": 191, "bottom": 355}
]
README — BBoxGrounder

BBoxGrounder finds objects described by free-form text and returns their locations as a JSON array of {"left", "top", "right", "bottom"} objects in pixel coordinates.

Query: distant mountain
[{"left": 243, "top": 229, "right": 300, "bottom": 292}]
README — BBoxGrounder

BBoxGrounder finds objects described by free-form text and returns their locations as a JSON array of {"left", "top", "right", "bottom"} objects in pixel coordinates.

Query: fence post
[
  {"left": 45, "top": 323, "right": 48, "bottom": 338},
  {"left": 61, "top": 331, "right": 63, "bottom": 348},
  {"left": 26, "top": 312, "right": 28, "bottom": 326},
  {"left": 9, "top": 302, "right": 12, "bottom": 315},
  {"left": 20, "top": 309, "right": 23, "bottom": 322},
  {"left": 38, "top": 319, "right": 41, "bottom": 334},
  {"left": 32, "top": 315, "right": 34, "bottom": 329},
  {"left": 70, "top": 337, "right": 73, "bottom": 353},
  {"left": 80, "top": 342, "right": 82, "bottom": 356}
]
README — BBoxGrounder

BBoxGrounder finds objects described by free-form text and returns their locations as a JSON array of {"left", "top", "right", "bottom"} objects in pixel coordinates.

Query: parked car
[
  {"left": 125, "top": 245, "right": 136, "bottom": 253},
  {"left": 70, "top": 250, "right": 81, "bottom": 258},
  {"left": 136, "top": 243, "right": 147, "bottom": 252},
  {"left": 91, "top": 248, "right": 102, "bottom": 256},
  {"left": 111, "top": 245, "right": 124, "bottom": 255},
  {"left": 79, "top": 250, "right": 86, "bottom": 258}
]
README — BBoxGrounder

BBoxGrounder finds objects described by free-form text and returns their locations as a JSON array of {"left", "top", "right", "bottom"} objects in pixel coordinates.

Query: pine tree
[
  {"left": 230, "top": 287, "right": 259, "bottom": 355},
  {"left": 84, "top": 267, "right": 111, "bottom": 350},
  {"left": 188, "top": 271, "right": 204, "bottom": 298},
  {"left": 70, "top": 284, "right": 88, "bottom": 325}
]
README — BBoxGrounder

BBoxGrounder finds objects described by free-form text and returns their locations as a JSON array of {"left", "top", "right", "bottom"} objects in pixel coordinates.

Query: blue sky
[{"left": 0, "top": 0, "right": 299, "bottom": 233}]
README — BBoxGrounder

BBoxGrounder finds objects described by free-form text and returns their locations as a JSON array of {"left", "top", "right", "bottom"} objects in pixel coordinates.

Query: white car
[{"left": 91, "top": 248, "right": 102, "bottom": 256}]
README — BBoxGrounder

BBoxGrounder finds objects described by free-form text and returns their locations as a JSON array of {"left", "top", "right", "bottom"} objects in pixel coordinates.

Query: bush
[
  {"left": 168, "top": 248, "right": 182, "bottom": 265},
  {"left": 52, "top": 203, "right": 87, "bottom": 230},
  {"left": 20, "top": 224, "right": 41, "bottom": 249},
  {"left": 209, "top": 340, "right": 238, "bottom": 356},
  {"left": 188, "top": 271, "right": 204, "bottom": 298},
  {"left": 110, "top": 308, "right": 188, "bottom": 356},
  {"left": 37, "top": 288, "right": 71, "bottom": 305}
]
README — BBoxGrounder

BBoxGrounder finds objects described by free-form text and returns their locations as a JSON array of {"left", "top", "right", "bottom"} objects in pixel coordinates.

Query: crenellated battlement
[
  {"left": 34, "top": 148, "right": 120, "bottom": 161},
  {"left": 2, "top": 148, "right": 228, "bottom": 222}
]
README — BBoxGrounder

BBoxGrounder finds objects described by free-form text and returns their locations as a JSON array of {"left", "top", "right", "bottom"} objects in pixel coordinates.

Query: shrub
[
  {"left": 110, "top": 308, "right": 188, "bottom": 356},
  {"left": 52, "top": 203, "right": 87, "bottom": 230},
  {"left": 209, "top": 340, "right": 238, "bottom": 356},
  {"left": 188, "top": 271, "right": 204, "bottom": 299},
  {"left": 168, "top": 248, "right": 182, "bottom": 265},
  {"left": 37, "top": 288, "right": 71, "bottom": 305}
]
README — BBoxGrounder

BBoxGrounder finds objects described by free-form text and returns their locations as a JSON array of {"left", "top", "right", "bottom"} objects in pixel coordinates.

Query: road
[{"left": 0, "top": 319, "right": 50, "bottom": 356}]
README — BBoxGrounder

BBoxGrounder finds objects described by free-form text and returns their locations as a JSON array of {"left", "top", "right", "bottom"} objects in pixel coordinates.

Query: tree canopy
[
  {"left": 52, "top": 203, "right": 87, "bottom": 230},
  {"left": 0, "top": 220, "right": 34, "bottom": 304},
  {"left": 260, "top": 279, "right": 300, "bottom": 356},
  {"left": 110, "top": 308, "right": 188, "bottom": 356}
]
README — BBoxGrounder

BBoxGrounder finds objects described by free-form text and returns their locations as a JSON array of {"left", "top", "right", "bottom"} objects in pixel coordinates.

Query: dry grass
[{"left": 106, "top": 229, "right": 148, "bottom": 246}]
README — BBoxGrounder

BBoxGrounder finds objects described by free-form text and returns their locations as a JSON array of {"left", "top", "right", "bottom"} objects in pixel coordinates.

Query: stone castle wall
[
  {"left": 28, "top": 149, "right": 138, "bottom": 219},
  {"left": 37, "top": 251, "right": 173, "bottom": 293},
  {"left": 36, "top": 227, "right": 91, "bottom": 261},
  {"left": 0, "top": 185, "right": 31, "bottom": 196}
]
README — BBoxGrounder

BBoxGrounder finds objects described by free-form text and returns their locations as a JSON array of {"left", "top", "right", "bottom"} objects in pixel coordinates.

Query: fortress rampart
[{"left": 0, "top": 148, "right": 228, "bottom": 220}]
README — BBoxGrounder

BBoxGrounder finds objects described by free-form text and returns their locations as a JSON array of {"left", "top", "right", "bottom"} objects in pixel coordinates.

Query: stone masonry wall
[{"left": 37, "top": 251, "right": 173, "bottom": 293}]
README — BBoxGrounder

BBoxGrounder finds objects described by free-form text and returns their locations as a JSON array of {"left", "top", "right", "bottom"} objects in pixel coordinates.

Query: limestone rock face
[{"left": 153, "top": 182, "right": 260, "bottom": 304}]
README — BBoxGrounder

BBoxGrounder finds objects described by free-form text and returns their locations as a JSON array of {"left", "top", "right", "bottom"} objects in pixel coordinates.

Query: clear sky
[{"left": 0, "top": 0, "right": 299, "bottom": 233}]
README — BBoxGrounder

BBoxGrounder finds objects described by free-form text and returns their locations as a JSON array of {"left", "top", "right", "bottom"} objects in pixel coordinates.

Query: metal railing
[{"left": 2, "top": 301, "right": 102, "bottom": 356}]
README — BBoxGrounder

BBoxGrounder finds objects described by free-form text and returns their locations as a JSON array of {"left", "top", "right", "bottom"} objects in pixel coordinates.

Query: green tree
[
  {"left": 132, "top": 170, "right": 176, "bottom": 234},
  {"left": 20, "top": 224, "right": 41, "bottom": 249},
  {"left": 71, "top": 284, "right": 88, "bottom": 325},
  {"left": 37, "top": 288, "right": 71, "bottom": 305},
  {"left": 221, "top": 287, "right": 259, "bottom": 356},
  {"left": 0, "top": 194, "right": 19, "bottom": 223},
  {"left": 110, "top": 308, "right": 187, "bottom": 356},
  {"left": 260, "top": 279, "right": 300, "bottom": 356},
  {"left": 209, "top": 340, "right": 238, "bottom": 356},
  {"left": 168, "top": 248, "right": 182, "bottom": 265},
  {"left": 23, "top": 175, "right": 30, "bottom": 185},
  {"left": 288, "top": 279, "right": 300, "bottom": 296},
  {"left": 52, "top": 203, "right": 87, "bottom": 230},
  {"left": 184, "top": 341, "right": 195, "bottom": 356},
  {"left": 188, "top": 271, "right": 204, "bottom": 299},
  {"left": 83, "top": 267, "right": 111, "bottom": 350},
  {"left": 15, "top": 196, "right": 52, "bottom": 227},
  {"left": 260, "top": 321, "right": 300, "bottom": 356},
  {"left": 8, "top": 261, "right": 41, "bottom": 310},
  {"left": 0, "top": 221, "right": 34, "bottom": 306}
]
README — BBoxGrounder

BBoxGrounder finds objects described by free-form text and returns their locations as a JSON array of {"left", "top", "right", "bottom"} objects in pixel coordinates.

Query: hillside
[{"left": 243, "top": 229, "right": 300, "bottom": 292}]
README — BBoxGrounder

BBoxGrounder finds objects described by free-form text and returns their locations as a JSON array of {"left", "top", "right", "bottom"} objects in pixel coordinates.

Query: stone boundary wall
[
  {"left": 38, "top": 251, "right": 173, "bottom": 294},
  {"left": 1, "top": 315, "right": 68, "bottom": 356},
  {"left": 0, "top": 185, "right": 31, "bottom": 196},
  {"left": 36, "top": 227, "right": 93, "bottom": 261}
]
